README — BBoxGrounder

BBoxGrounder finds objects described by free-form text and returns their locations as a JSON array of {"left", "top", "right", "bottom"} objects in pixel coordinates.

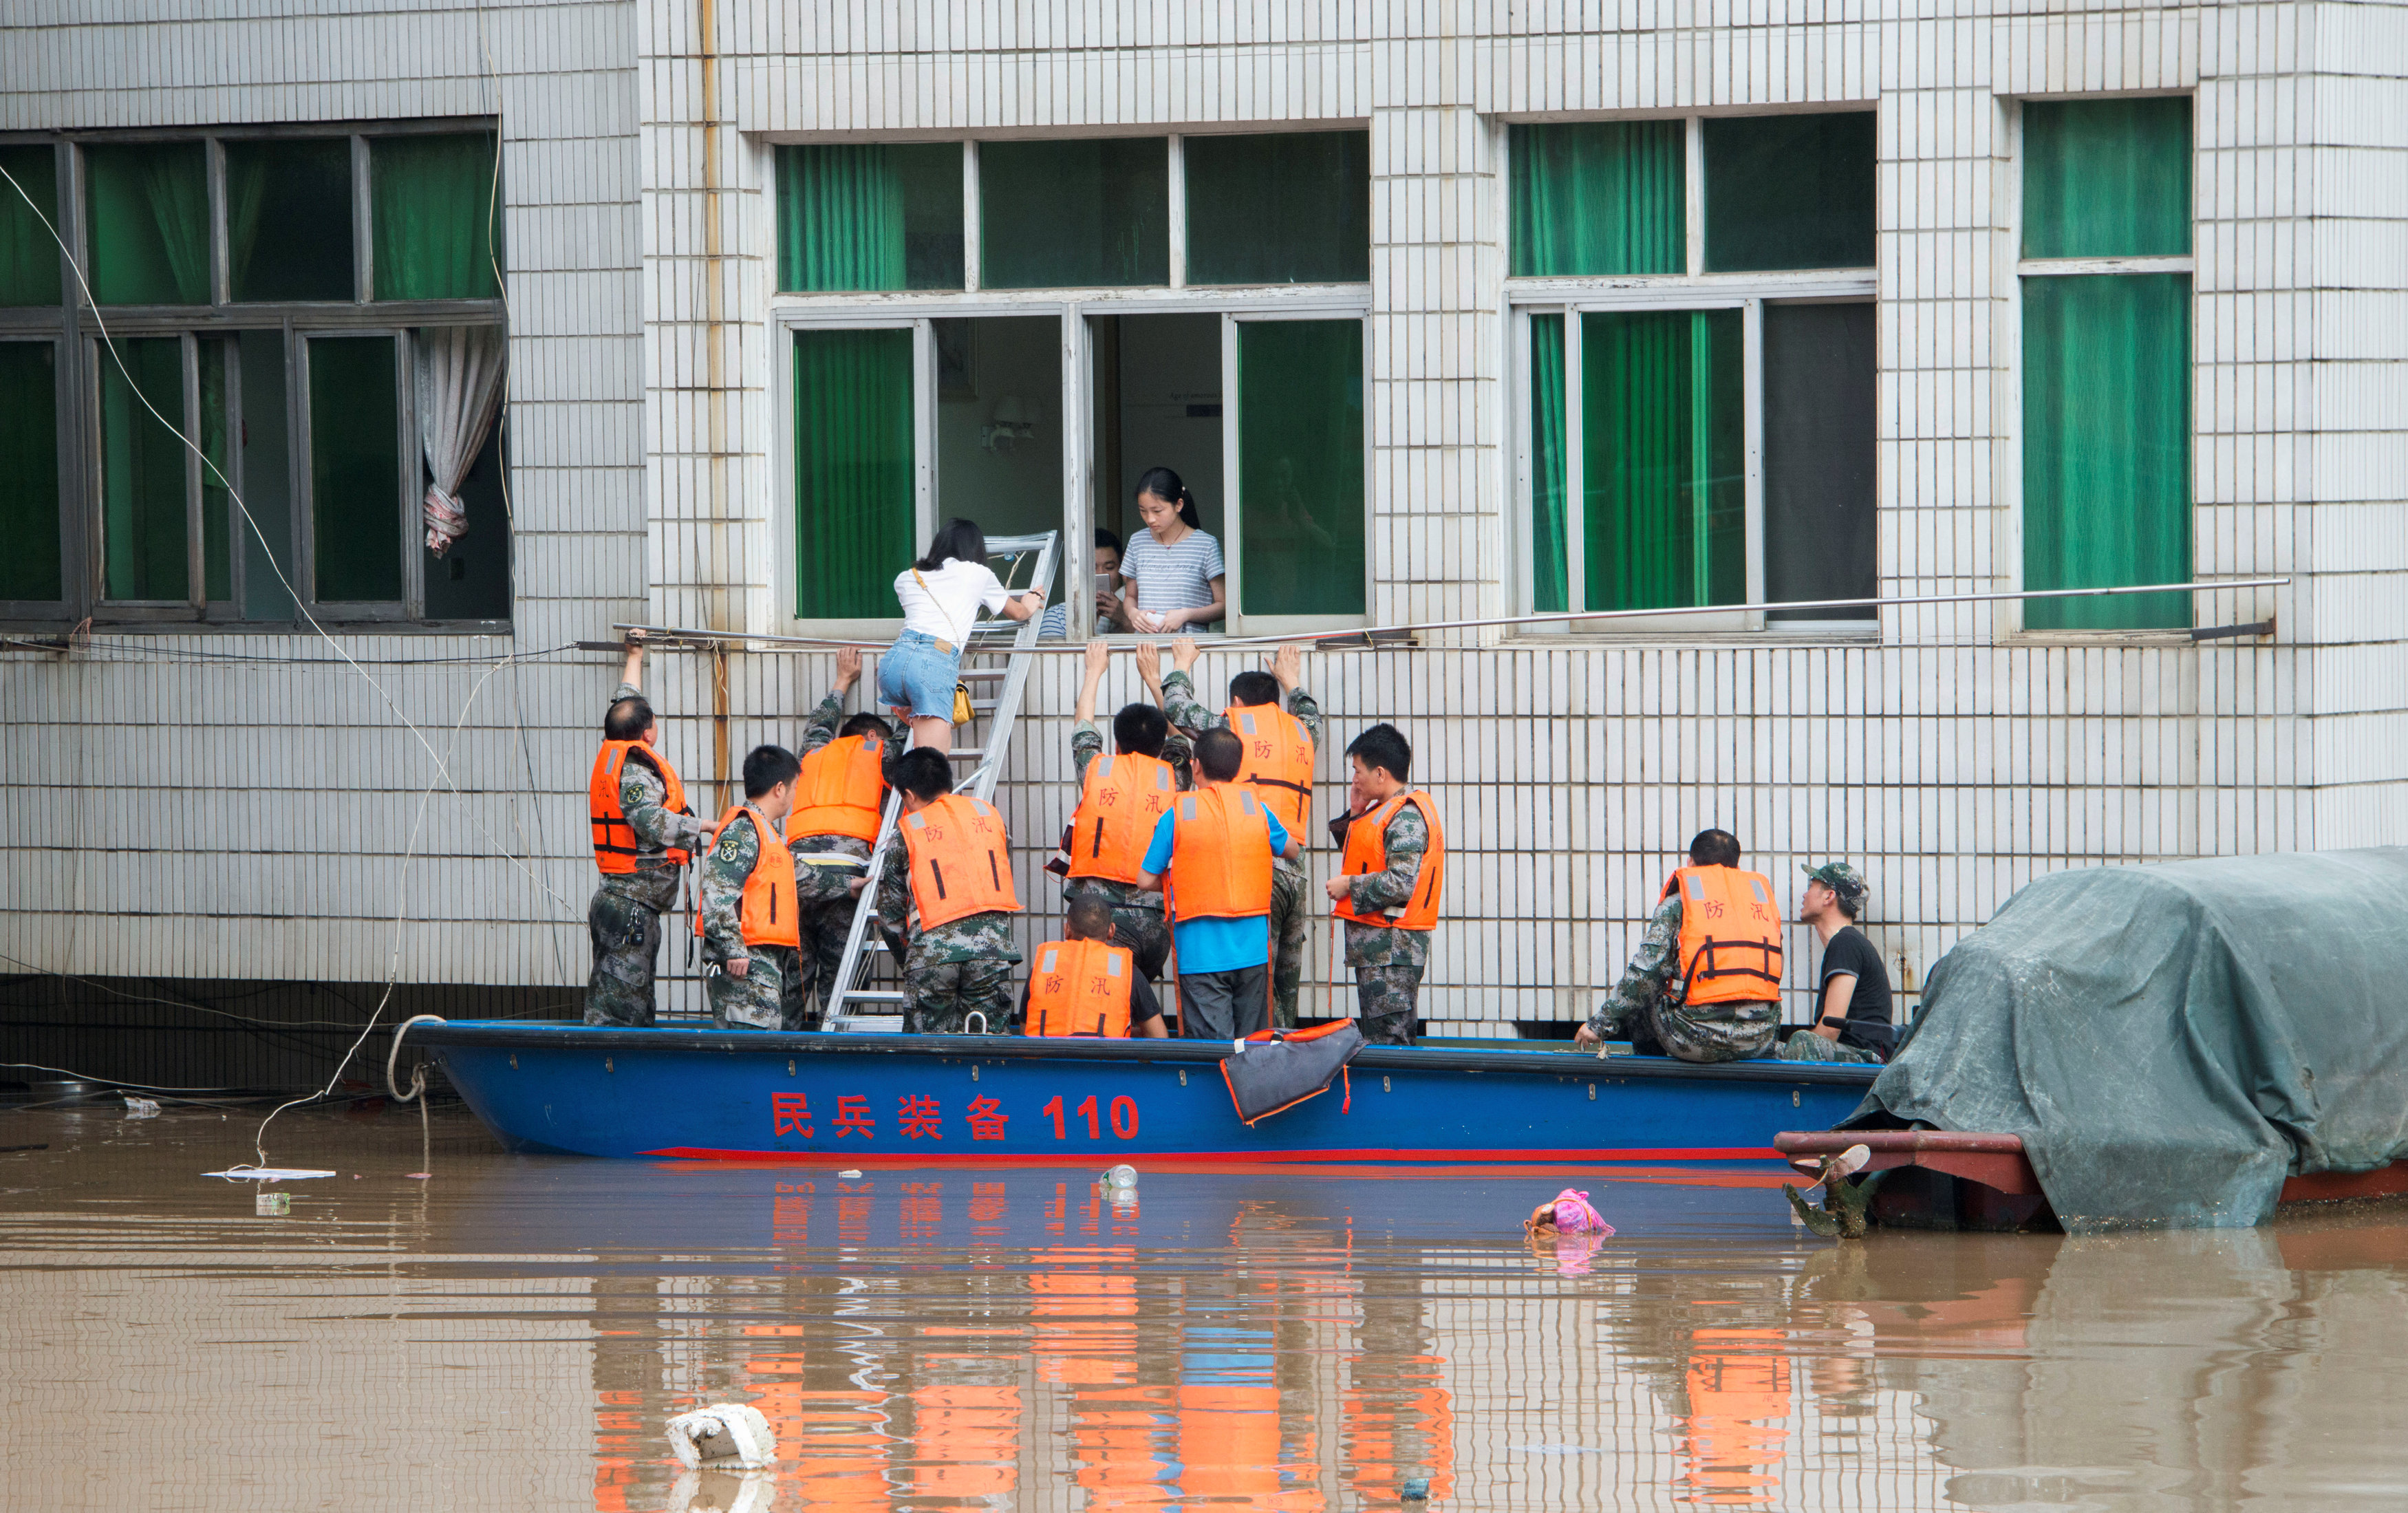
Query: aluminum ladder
[{"left": 822, "top": 530, "right": 1060, "bottom": 1029}]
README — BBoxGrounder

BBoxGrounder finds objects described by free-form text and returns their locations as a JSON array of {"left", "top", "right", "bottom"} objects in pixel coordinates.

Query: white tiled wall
[{"left": 2, "top": 0, "right": 2398, "bottom": 1033}]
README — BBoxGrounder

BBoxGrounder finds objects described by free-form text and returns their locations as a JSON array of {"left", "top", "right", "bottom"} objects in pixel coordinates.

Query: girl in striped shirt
[{"left": 1119, "top": 466, "right": 1227, "bottom": 634}]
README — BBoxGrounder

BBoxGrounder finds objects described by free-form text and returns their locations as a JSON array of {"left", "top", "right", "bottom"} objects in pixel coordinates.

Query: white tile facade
[{"left": 3, "top": 0, "right": 2400, "bottom": 1033}]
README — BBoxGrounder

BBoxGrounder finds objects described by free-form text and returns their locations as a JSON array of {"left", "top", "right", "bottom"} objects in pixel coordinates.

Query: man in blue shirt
[{"left": 1135, "top": 727, "right": 1300, "bottom": 1040}]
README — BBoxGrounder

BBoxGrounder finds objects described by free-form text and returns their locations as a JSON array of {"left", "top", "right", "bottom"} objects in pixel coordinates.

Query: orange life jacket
[
  {"left": 589, "top": 739, "right": 692, "bottom": 874},
  {"left": 1226, "top": 702, "right": 1315, "bottom": 835},
  {"left": 1331, "top": 789, "right": 1446, "bottom": 930},
  {"left": 1666, "top": 864, "right": 1783, "bottom": 1006},
  {"left": 788, "top": 733, "right": 888, "bottom": 844},
  {"left": 689, "top": 806, "right": 800, "bottom": 949},
  {"left": 1067, "top": 751, "right": 1179, "bottom": 886},
  {"left": 901, "top": 793, "right": 1022, "bottom": 930},
  {"left": 1024, "top": 938, "right": 1136, "bottom": 1037},
  {"left": 1165, "top": 786, "right": 1276, "bottom": 923}
]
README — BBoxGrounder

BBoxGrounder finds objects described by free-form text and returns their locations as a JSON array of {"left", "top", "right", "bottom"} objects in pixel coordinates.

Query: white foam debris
[
  {"left": 667, "top": 1404, "right": 776, "bottom": 1471},
  {"left": 204, "top": 1168, "right": 337, "bottom": 1181}
]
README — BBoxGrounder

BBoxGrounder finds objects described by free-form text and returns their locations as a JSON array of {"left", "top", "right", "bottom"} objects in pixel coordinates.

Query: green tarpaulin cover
[{"left": 1848, "top": 849, "right": 2408, "bottom": 1231}]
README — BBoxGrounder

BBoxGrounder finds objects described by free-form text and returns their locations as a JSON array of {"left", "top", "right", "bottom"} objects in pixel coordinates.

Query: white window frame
[{"left": 1503, "top": 112, "right": 1880, "bottom": 636}]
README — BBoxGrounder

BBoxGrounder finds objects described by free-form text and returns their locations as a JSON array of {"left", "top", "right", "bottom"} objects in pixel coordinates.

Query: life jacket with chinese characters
[
  {"left": 1024, "top": 938, "right": 1136, "bottom": 1038},
  {"left": 590, "top": 739, "right": 692, "bottom": 874},
  {"left": 1165, "top": 786, "right": 1276, "bottom": 923},
  {"left": 1331, "top": 789, "right": 1445, "bottom": 931},
  {"left": 1067, "top": 751, "right": 1179, "bottom": 886},
  {"left": 901, "top": 794, "right": 1022, "bottom": 930},
  {"left": 1665, "top": 864, "right": 1783, "bottom": 1006},
  {"left": 788, "top": 733, "right": 887, "bottom": 844},
  {"left": 690, "top": 806, "right": 799, "bottom": 949},
  {"left": 1225, "top": 703, "right": 1315, "bottom": 835}
]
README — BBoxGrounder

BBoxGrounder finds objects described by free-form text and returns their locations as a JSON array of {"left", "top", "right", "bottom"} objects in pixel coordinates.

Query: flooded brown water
[{"left": 3, "top": 1103, "right": 2405, "bottom": 1511}]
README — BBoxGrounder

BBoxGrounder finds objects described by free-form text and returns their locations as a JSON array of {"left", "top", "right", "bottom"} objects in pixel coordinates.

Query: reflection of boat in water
[{"left": 412, "top": 1021, "right": 1876, "bottom": 1165}]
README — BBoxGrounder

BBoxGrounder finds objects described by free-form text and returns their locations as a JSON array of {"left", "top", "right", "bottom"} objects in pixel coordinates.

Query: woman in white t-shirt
[
  {"left": 880, "top": 519, "right": 1044, "bottom": 755},
  {"left": 1119, "top": 466, "right": 1227, "bottom": 634}
]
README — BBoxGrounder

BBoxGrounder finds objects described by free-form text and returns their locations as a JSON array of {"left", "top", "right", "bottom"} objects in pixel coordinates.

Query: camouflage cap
[{"left": 1800, "top": 861, "right": 1869, "bottom": 905}]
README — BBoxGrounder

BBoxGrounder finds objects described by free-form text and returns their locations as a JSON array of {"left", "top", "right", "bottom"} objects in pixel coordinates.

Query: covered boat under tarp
[{"left": 1845, "top": 848, "right": 2408, "bottom": 1230}]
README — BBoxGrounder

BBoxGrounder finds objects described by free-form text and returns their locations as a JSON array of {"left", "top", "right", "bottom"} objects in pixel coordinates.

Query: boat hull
[{"left": 416, "top": 1022, "right": 1876, "bottom": 1166}]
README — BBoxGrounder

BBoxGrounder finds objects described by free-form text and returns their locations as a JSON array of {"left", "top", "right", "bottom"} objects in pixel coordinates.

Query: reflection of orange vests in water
[
  {"left": 901, "top": 794, "right": 1022, "bottom": 929},
  {"left": 1067, "top": 752, "right": 1179, "bottom": 886},
  {"left": 588, "top": 740, "right": 692, "bottom": 872},
  {"left": 1683, "top": 1329, "right": 1790, "bottom": 1499},
  {"left": 1226, "top": 703, "right": 1314, "bottom": 834},
  {"left": 1331, "top": 789, "right": 1446, "bottom": 930},
  {"left": 1176, "top": 1385, "right": 1280, "bottom": 1502},
  {"left": 1665, "top": 865, "right": 1783, "bottom": 1005},
  {"left": 788, "top": 733, "right": 887, "bottom": 842},
  {"left": 690, "top": 807, "right": 799, "bottom": 948},
  {"left": 1165, "top": 788, "right": 1275, "bottom": 923},
  {"left": 1025, "top": 939, "right": 1135, "bottom": 1038}
]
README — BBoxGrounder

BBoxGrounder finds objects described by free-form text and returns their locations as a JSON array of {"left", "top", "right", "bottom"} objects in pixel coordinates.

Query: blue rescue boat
[{"left": 409, "top": 1021, "right": 1875, "bottom": 1167}]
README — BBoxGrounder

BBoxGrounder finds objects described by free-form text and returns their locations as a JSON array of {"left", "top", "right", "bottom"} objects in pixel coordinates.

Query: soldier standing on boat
[
  {"left": 1160, "top": 638, "right": 1319, "bottom": 1027},
  {"left": 584, "top": 632, "right": 720, "bottom": 1027},
  {"left": 1325, "top": 724, "right": 1445, "bottom": 1046},
  {"left": 863, "top": 747, "right": 1024, "bottom": 1034},
  {"left": 1573, "top": 829, "right": 1785, "bottom": 1062},
  {"left": 1060, "top": 639, "right": 1190, "bottom": 984},
  {"left": 1134, "top": 727, "right": 1302, "bottom": 1040},
  {"left": 697, "top": 746, "right": 804, "bottom": 1031},
  {"left": 786, "top": 646, "right": 896, "bottom": 1027}
]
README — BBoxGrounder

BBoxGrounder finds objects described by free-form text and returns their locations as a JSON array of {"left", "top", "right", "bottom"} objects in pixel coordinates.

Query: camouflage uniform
[
  {"left": 1062, "top": 720, "right": 1192, "bottom": 981},
  {"left": 1161, "top": 671, "right": 1320, "bottom": 1027},
  {"left": 874, "top": 841, "right": 1023, "bottom": 1035},
  {"left": 1586, "top": 893, "right": 1778, "bottom": 1062},
  {"left": 786, "top": 692, "right": 901, "bottom": 1020},
  {"left": 586, "top": 681, "right": 713, "bottom": 1028},
  {"left": 1338, "top": 797, "right": 1432, "bottom": 1047},
  {"left": 1776, "top": 1031, "right": 1882, "bottom": 1064},
  {"left": 699, "top": 811, "right": 805, "bottom": 1032}
]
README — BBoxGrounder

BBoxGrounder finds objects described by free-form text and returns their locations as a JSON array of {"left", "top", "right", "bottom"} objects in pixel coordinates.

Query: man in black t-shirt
[{"left": 1776, "top": 861, "right": 1894, "bottom": 1064}]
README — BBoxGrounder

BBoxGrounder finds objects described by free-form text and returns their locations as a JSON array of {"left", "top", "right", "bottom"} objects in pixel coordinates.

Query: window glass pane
[
  {"left": 238, "top": 328, "right": 299, "bottom": 621},
  {"left": 1764, "top": 303, "right": 1878, "bottom": 620},
  {"left": 226, "top": 138, "right": 355, "bottom": 303},
  {"left": 0, "top": 343, "right": 62, "bottom": 600},
  {"left": 1238, "top": 319, "right": 1364, "bottom": 617},
  {"left": 1088, "top": 311, "right": 1224, "bottom": 554},
  {"left": 793, "top": 327, "right": 914, "bottom": 618},
  {"left": 85, "top": 142, "right": 211, "bottom": 305},
  {"left": 1703, "top": 113, "right": 1877, "bottom": 272},
  {"left": 371, "top": 133, "right": 500, "bottom": 301},
  {"left": 1510, "top": 122, "right": 1685, "bottom": 277},
  {"left": 1185, "top": 131, "right": 1370, "bottom": 285},
  {"left": 1581, "top": 308, "right": 1744, "bottom": 611},
  {"left": 935, "top": 316, "right": 1062, "bottom": 551},
  {"left": 2023, "top": 98, "right": 2193, "bottom": 260},
  {"left": 0, "top": 144, "right": 63, "bottom": 307},
  {"left": 1527, "top": 312, "right": 1569, "bottom": 613},
  {"left": 776, "top": 143, "right": 961, "bottom": 292},
  {"left": 2022, "top": 273, "right": 2191, "bottom": 630},
  {"left": 100, "top": 335, "right": 189, "bottom": 600},
  {"left": 309, "top": 335, "right": 402, "bottom": 602},
  {"left": 422, "top": 422, "right": 511, "bottom": 621},
  {"left": 199, "top": 336, "right": 232, "bottom": 601},
  {"left": 980, "top": 138, "right": 1168, "bottom": 290}
]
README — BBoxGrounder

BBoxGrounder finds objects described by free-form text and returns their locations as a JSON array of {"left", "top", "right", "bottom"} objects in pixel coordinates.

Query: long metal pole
[{"left": 609, "top": 577, "right": 2289, "bottom": 654}]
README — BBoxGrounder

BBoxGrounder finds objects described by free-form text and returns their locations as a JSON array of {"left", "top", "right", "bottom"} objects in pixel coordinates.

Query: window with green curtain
[
  {"left": 199, "top": 336, "right": 233, "bottom": 601},
  {"left": 1581, "top": 308, "right": 1744, "bottom": 611},
  {"left": 308, "top": 335, "right": 402, "bottom": 602},
  {"left": 980, "top": 138, "right": 1168, "bottom": 290},
  {"left": 1510, "top": 122, "right": 1685, "bottom": 277},
  {"left": 226, "top": 138, "right": 355, "bottom": 302},
  {"left": 1703, "top": 112, "right": 1878, "bottom": 272},
  {"left": 1237, "top": 319, "right": 1364, "bottom": 617},
  {"left": 1184, "top": 131, "right": 1370, "bottom": 285},
  {"left": 775, "top": 142, "right": 962, "bottom": 292},
  {"left": 0, "top": 343, "right": 62, "bottom": 601},
  {"left": 1527, "top": 312, "right": 1569, "bottom": 613},
  {"left": 2022, "top": 273, "right": 2192, "bottom": 630},
  {"left": 85, "top": 142, "right": 211, "bottom": 305},
  {"left": 2023, "top": 97, "right": 2193, "bottom": 259},
  {"left": 793, "top": 327, "right": 914, "bottom": 619},
  {"left": 100, "top": 336, "right": 189, "bottom": 601},
  {"left": 0, "top": 144, "right": 62, "bottom": 307},
  {"left": 371, "top": 133, "right": 500, "bottom": 301}
]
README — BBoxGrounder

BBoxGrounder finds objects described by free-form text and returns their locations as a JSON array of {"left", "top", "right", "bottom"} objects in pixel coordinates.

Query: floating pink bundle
[{"left": 1540, "top": 1187, "right": 1614, "bottom": 1235}]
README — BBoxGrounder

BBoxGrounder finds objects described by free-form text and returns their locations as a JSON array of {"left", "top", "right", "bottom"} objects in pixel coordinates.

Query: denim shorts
[{"left": 876, "top": 630, "right": 962, "bottom": 718}]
